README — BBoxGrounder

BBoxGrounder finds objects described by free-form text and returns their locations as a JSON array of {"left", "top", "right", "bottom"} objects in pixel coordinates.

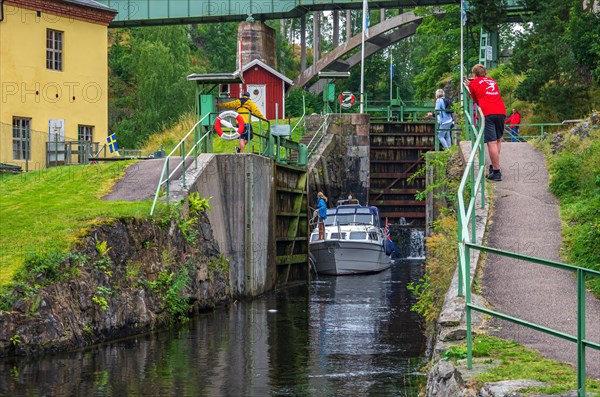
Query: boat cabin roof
[{"left": 325, "top": 205, "right": 380, "bottom": 217}]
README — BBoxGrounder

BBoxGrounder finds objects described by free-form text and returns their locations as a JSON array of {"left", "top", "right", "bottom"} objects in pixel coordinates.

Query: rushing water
[{"left": 0, "top": 260, "right": 426, "bottom": 397}]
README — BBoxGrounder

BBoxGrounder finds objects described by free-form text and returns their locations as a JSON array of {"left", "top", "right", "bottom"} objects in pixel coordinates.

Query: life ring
[
  {"left": 338, "top": 92, "right": 355, "bottom": 109},
  {"left": 215, "top": 111, "right": 245, "bottom": 140}
]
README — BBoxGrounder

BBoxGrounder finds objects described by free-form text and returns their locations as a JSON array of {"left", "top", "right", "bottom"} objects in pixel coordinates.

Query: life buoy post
[
  {"left": 338, "top": 92, "right": 356, "bottom": 109},
  {"left": 214, "top": 110, "right": 245, "bottom": 140}
]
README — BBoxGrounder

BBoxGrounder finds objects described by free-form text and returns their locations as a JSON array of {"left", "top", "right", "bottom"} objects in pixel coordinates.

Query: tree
[
  {"left": 108, "top": 26, "right": 196, "bottom": 148},
  {"left": 412, "top": 6, "right": 464, "bottom": 101},
  {"left": 510, "top": 0, "right": 598, "bottom": 120}
]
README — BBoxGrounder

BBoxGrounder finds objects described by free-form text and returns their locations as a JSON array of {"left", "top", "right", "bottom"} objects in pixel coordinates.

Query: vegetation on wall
[{"left": 534, "top": 114, "right": 600, "bottom": 296}]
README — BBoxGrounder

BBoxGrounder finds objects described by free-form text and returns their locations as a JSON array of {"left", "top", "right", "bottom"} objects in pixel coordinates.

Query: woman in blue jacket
[
  {"left": 315, "top": 192, "right": 328, "bottom": 240},
  {"left": 435, "top": 89, "right": 453, "bottom": 149}
]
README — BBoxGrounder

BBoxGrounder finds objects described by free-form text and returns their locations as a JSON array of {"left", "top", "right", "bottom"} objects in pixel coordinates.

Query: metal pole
[
  {"left": 181, "top": 141, "right": 186, "bottom": 188},
  {"left": 165, "top": 159, "right": 170, "bottom": 204},
  {"left": 457, "top": 217, "right": 464, "bottom": 297},
  {"left": 577, "top": 268, "right": 586, "bottom": 396},
  {"left": 360, "top": 1, "right": 367, "bottom": 113},
  {"left": 389, "top": 54, "right": 393, "bottom": 102}
]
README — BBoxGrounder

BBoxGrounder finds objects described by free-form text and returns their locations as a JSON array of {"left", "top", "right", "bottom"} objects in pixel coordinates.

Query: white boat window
[
  {"left": 324, "top": 217, "right": 335, "bottom": 226},
  {"left": 330, "top": 232, "right": 346, "bottom": 239},
  {"left": 310, "top": 233, "right": 319, "bottom": 242},
  {"left": 349, "top": 231, "right": 367, "bottom": 240},
  {"left": 354, "top": 214, "right": 374, "bottom": 224},
  {"left": 336, "top": 214, "right": 353, "bottom": 225}
]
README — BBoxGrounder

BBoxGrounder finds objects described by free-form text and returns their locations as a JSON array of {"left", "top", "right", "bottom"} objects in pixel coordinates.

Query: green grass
[
  {"left": 446, "top": 335, "right": 600, "bottom": 394},
  {"left": 142, "top": 112, "right": 306, "bottom": 156},
  {"left": 0, "top": 161, "right": 152, "bottom": 286},
  {"left": 533, "top": 118, "right": 600, "bottom": 297}
]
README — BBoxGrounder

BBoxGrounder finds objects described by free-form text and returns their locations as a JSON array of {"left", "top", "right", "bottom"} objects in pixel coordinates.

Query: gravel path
[
  {"left": 103, "top": 157, "right": 194, "bottom": 202},
  {"left": 481, "top": 142, "right": 600, "bottom": 378}
]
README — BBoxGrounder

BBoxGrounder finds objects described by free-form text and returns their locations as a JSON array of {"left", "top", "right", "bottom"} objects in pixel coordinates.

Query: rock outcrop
[{"left": 0, "top": 211, "right": 230, "bottom": 356}]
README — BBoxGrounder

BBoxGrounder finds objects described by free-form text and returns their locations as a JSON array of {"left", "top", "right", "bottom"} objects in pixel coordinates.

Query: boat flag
[
  {"left": 107, "top": 133, "right": 119, "bottom": 153},
  {"left": 385, "top": 217, "right": 391, "bottom": 240}
]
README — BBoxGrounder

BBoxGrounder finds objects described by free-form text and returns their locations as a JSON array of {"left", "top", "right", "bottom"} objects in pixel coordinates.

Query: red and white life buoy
[
  {"left": 215, "top": 111, "right": 245, "bottom": 140},
  {"left": 338, "top": 92, "right": 355, "bottom": 109}
]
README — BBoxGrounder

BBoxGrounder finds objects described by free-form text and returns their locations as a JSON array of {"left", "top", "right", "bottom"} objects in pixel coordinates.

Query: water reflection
[{"left": 0, "top": 260, "right": 425, "bottom": 397}]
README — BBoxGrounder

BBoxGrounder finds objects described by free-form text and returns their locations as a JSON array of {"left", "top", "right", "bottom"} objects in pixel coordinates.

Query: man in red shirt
[
  {"left": 505, "top": 108, "right": 521, "bottom": 142},
  {"left": 466, "top": 64, "right": 507, "bottom": 181}
]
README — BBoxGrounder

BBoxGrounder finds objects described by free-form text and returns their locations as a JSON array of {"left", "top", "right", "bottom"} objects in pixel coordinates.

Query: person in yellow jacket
[{"left": 217, "top": 91, "right": 266, "bottom": 153}]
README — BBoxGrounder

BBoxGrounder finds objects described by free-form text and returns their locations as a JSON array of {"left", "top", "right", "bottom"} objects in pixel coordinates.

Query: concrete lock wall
[{"left": 190, "top": 154, "right": 276, "bottom": 298}]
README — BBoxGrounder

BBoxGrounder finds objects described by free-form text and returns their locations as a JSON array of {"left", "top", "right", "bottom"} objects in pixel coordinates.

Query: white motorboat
[{"left": 309, "top": 199, "right": 392, "bottom": 275}]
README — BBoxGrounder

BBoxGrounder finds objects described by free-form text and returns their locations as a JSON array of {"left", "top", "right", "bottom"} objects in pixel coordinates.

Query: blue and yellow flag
[{"left": 107, "top": 133, "right": 119, "bottom": 153}]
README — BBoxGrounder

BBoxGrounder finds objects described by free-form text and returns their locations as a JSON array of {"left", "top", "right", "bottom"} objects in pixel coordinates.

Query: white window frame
[
  {"left": 78, "top": 125, "right": 94, "bottom": 143},
  {"left": 46, "top": 29, "right": 63, "bottom": 71},
  {"left": 13, "top": 117, "right": 31, "bottom": 160}
]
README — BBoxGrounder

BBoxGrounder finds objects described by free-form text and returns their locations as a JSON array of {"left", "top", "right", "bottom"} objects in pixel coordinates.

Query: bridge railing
[{"left": 457, "top": 82, "right": 599, "bottom": 396}]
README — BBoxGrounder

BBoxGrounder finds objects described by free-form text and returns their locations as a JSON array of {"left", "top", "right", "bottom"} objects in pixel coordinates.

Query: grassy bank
[
  {"left": 533, "top": 114, "right": 600, "bottom": 296},
  {"left": 443, "top": 335, "right": 600, "bottom": 394},
  {"left": 0, "top": 162, "right": 152, "bottom": 287}
]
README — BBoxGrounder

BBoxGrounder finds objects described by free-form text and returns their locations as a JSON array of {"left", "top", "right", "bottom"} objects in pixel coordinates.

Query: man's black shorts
[
  {"left": 484, "top": 114, "right": 506, "bottom": 143},
  {"left": 239, "top": 124, "right": 253, "bottom": 141}
]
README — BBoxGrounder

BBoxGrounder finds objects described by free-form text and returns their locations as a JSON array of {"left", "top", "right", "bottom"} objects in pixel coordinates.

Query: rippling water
[{"left": 0, "top": 260, "right": 426, "bottom": 397}]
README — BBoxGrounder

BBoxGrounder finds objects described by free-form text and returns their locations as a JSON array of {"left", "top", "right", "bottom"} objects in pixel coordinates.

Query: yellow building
[{"left": 0, "top": 0, "right": 116, "bottom": 171}]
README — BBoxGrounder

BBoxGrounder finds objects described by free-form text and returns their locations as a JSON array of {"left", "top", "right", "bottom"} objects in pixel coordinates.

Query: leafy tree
[
  {"left": 108, "top": 26, "right": 196, "bottom": 148},
  {"left": 190, "top": 22, "right": 238, "bottom": 72},
  {"left": 510, "top": 0, "right": 598, "bottom": 120},
  {"left": 411, "top": 6, "right": 467, "bottom": 101}
]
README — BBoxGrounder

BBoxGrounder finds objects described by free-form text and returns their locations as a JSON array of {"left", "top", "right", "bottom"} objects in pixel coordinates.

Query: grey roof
[{"left": 61, "top": 0, "right": 116, "bottom": 13}]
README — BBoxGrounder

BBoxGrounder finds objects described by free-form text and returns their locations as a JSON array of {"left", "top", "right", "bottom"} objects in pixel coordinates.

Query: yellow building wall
[{"left": 0, "top": 5, "right": 109, "bottom": 170}]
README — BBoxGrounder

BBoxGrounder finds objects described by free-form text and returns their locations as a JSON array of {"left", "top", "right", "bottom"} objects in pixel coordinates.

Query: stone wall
[
  {"left": 308, "top": 113, "right": 370, "bottom": 207},
  {"left": 0, "top": 212, "right": 229, "bottom": 356}
]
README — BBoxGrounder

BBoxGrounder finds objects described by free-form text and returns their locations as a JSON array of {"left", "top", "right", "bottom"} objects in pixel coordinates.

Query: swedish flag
[{"left": 107, "top": 133, "right": 119, "bottom": 153}]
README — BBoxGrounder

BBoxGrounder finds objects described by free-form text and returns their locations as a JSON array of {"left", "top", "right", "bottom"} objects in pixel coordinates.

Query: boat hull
[{"left": 310, "top": 240, "right": 391, "bottom": 275}]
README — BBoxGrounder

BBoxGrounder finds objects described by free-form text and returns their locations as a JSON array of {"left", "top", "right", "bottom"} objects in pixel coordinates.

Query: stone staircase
[{"left": 289, "top": 114, "right": 329, "bottom": 163}]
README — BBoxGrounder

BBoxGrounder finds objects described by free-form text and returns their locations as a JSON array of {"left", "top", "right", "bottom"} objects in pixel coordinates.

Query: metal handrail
[
  {"left": 458, "top": 82, "right": 597, "bottom": 396},
  {"left": 306, "top": 113, "right": 331, "bottom": 158},
  {"left": 149, "top": 113, "right": 211, "bottom": 215},
  {"left": 290, "top": 95, "right": 306, "bottom": 137}
]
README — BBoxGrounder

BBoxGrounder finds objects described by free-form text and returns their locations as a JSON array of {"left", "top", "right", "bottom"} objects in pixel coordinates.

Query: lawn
[
  {"left": 443, "top": 335, "right": 600, "bottom": 395},
  {"left": 0, "top": 161, "right": 152, "bottom": 286}
]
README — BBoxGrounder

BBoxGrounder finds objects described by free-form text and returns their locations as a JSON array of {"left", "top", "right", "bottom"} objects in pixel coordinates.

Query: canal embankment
[
  {"left": 0, "top": 209, "right": 230, "bottom": 356},
  {"left": 425, "top": 138, "right": 600, "bottom": 396}
]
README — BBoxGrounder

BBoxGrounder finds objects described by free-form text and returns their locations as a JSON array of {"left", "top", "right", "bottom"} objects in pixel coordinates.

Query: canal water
[{"left": 0, "top": 260, "right": 426, "bottom": 397}]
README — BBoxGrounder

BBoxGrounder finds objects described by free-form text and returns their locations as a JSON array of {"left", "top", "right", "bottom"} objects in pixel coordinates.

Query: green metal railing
[
  {"left": 150, "top": 113, "right": 213, "bottom": 215},
  {"left": 502, "top": 122, "right": 571, "bottom": 141},
  {"left": 149, "top": 110, "right": 309, "bottom": 215},
  {"left": 457, "top": 82, "right": 600, "bottom": 396},
  {"left": 364, "top": 94, "right": 434, "bottom": 122},
  {"left": 306, "top": 114, "right": 331, "bottom": 159}
]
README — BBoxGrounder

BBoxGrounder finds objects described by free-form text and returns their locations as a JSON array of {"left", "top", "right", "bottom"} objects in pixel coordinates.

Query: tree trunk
[
  {"left": 333, "top": 10, "right": 339, "bottom": 48},
  {"left": 313, "top": 11, "right": 320, "bottom": 63},
  {"left": 346, "top": 10, "right": 352, "bottom": 41},
  {"left": 301, "top": 15, "right": 307, "bottom": 71}
]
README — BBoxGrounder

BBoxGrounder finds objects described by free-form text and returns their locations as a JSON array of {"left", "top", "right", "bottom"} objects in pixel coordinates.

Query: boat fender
[{"left": 215, "top": 110, "right": 245, "bottom": 140}]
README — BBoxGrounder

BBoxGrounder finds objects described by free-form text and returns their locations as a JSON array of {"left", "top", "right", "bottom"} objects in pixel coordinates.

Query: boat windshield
[{"left": 324, "top": 207, "right": 376, "bottom": 226}]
